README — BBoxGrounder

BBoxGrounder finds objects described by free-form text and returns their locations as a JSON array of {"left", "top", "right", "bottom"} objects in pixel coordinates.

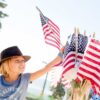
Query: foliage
[
  {"left": 0, "top": 0, "right": 8, "bottom": 28},
  {"left": 50, "top": 82, "right": 65, "bottom": 100},
  {"left": 26, "top": 97, "right": 37, "bottom": 100}
]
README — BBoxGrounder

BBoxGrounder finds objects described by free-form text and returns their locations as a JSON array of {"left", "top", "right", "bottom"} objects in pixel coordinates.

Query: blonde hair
[{"left": 0, "top": 59, "right": 11, "bottom": 77}]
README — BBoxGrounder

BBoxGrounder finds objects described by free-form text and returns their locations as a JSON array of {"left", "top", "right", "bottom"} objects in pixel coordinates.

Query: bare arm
[{"left": 29, "top": 56, "right": 62, "bottom": 81}]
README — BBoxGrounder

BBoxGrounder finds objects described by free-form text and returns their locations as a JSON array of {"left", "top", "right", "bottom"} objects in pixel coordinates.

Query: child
[{"left": 0, "top": 46, "right": 63, "bottom": 100}]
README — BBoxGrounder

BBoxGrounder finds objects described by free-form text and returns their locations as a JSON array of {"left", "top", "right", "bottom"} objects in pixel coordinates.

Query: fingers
[
  {"left": 81, "top": 79, "right": 91, "bottom": 95},
  {"left": 60, "top": 46, "right": 65, "bottom": 53}
]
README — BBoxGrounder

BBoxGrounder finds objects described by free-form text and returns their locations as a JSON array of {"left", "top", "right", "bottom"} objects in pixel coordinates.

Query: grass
[{"left": 26, "top": 92, "right": 54, "bottom": 100}]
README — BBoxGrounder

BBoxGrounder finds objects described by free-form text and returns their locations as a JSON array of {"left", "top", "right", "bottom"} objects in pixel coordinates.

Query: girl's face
[{"left": 9, "top": 56, "right": 26, "bottom": 74}]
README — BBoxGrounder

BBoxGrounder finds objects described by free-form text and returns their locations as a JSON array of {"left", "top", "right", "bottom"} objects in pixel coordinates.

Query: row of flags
[{"left": 36, "top": 7, "right": 100, "bottom": 95}]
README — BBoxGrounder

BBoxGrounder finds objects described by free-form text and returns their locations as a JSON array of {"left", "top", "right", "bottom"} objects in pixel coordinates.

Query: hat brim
[
  {"left": 0, "top": 55, "right": 31, "bottom": 64},
  {"left": 23, "top": 55, "right": 31, "bottom": 62}
]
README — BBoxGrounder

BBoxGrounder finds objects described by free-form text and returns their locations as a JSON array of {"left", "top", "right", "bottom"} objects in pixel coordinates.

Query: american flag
[
  {"left": 62, "top": 33, "right": 76, "bottom": 76},
  {"left": 50, "top": 66, "right": 63, "bottom": 87},
  {"left": 61, "top": 33, "right": 88, "bottom": 79},
  {"left": 50, "top": 66, "right": 71, "bottom": 88},
  {"left": 39, "top": 13, "right": 60, "bottom": 50},
  {"left": 77, "top": 38, "right": 100, "bottom": 95},
  {"left": 77, "top": 34, "right": 88, "bottom": 63}
]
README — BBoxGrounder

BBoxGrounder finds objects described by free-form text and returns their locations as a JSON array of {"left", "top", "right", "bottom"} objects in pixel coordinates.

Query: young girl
[{"left": 0, "top": 46, "right": 63, "bottom": 100}]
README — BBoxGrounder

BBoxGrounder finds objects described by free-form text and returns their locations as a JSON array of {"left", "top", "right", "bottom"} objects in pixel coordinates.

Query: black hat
[{"left": 0, "top": 46, "right": 31, "bottom": 64}]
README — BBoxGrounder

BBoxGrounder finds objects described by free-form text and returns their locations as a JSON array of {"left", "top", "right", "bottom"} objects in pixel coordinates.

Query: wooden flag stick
[
  {"left": 77, "top": 28, "right": 80, "bottom": 34},
  {"left": 75, "top": 28, "right": 79, "bottom": 63},
  {"left": 74, "top": 27, "right": 76, "bottom": 33}
]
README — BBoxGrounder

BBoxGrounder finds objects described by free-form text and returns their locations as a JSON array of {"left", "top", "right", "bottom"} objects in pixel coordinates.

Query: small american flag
[
  {"left": 50, "top": 66, "right": 63, "bottom": 87},
  {"left": 39, "top": 13, "right": 60, "bottom": 50},
  {"left": 62, "top": 33, "right": 76, "bottom": 76},
  {"left": 77, "top": 38, "right": 100, "bottom": 95},
  {"left": 77, "top": 34, "right": 88, "bottom": 63},
  {"left": 62, "top": 33, "right": 88, "bottom": 79}
]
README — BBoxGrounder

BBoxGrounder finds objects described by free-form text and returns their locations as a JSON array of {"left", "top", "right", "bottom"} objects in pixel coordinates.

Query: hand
[{"left": 60, "top": 46, "right": 65, "bottom": 53}]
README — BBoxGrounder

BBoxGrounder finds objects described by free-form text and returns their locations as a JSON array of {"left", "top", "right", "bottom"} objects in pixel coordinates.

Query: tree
[
  {"left": 50, "top": 81, "right": 65, "bottom": 100},
  {"left": 0, "top": 0, "right": 8, "bottom": 29}
]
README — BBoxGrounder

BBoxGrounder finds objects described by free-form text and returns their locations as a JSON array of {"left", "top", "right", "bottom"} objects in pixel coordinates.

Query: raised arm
[{"left": 29, "top": 47, "right": 64, "bottom": 81}]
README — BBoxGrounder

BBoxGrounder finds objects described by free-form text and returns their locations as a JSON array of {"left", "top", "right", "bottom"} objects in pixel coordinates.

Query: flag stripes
[
  {"left": 77, "top": 38, "right": 100, "bottom": 95},
  {"left": 61, "top": 78, "right": 71, "bottom": 88},
  {"left": 62, "top": 52, "right": 76, "bottom": 76},
  {"left": 50, "top": 66, "right": 62, "bottom": 87},
  {"left": 40, "top": 13, "right": 60, "bottom": 50}
]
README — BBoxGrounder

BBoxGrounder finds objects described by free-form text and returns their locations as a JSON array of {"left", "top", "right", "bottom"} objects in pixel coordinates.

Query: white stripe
[
  {"left": 85, "top": 52, "right": 100, "bottom": 63},
  {"left": 87, "top": 47, "right": 100, "bottom": 56},
  {"left": 45, "top": 37, "right": 60, "bottom": 46},
  {"left": 48, "top": 20, "right": 60, "bottom": 31},
  {"left": 77, "top": 53, "right": 83, "bottom": 57},
  {"left": 43, "top": 27, "right": 60, "bottom": 40},
  {"left": 46, "top": 33, "right": 60, "bottom": 42},
  {"left": 45, "top": 34, "right": 60, "bottom": 44},
  {"left": 48, "top": 21, "right": 60, "bottom": 34},
  {"left": 45, "top": 40, "right": 60, "bottom": 49}
]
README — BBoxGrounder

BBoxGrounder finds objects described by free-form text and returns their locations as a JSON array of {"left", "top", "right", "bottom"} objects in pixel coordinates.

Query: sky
[{"left": 1, "top": 0, "right": 100, "bottom": 96}]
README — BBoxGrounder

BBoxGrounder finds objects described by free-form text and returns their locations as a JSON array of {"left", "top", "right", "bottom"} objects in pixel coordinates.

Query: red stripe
[
  {"left": 45, "top": 41, "right": 60, "bottom": 50},
  {"left": 44, "top": 32, "right": 60, "bottom": 44},
  {"left": 77, "top": 54, "right": 83, "bottom": 59},
  {"left": 63, "top": 59, "right": 75, "bottom": 68},
  {"left": 45, "top": 36, "right": 60, "bottom": 47},
  {"left": 62, "top": 64, "right": 75, "bottom": 75},
  {"left": 79, "top": 67, "right": 100, "bottom": 81},
  {"left": 63, "top": 53, "right": 76, "bottom": 64},
  {"left": 91, "top": 39, "right": 100, "bottom": 45},
  {"left": 48, "top": 20, "right": 60, "bottom": 33},
  {"left": 86, "top": 50, "right": 100, "bottom": 59},
  {"left": 82, "top": 61, "right": 100, "bottom": 73},
  {"left": 84, "top": 56, "right": 100, "bottom": 66},
  {"left": 43, "top": 26, "right": 60, "bottom": 39}
]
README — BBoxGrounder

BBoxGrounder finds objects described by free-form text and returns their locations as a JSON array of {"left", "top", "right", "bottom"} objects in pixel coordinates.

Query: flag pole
[
  {"left": 74, "top": 27, "right": 80, "bottom": 66},
  {"left": 36, "top": 6, "right": 43, "bottom": 15},
  {"left": 40, "top": 61, "right": 48, "bottom": 96},
  {"left": 75, "top": 27, "right": 78, "bottom": 63}
]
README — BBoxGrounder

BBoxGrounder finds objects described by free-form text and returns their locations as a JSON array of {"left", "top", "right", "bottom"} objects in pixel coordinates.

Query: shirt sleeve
[
  {"left": 58, "top": 52, "right": 63, "bottom": 59},
  {"left": 22, "top": 73, "right": 31, "bottom": 83}
]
